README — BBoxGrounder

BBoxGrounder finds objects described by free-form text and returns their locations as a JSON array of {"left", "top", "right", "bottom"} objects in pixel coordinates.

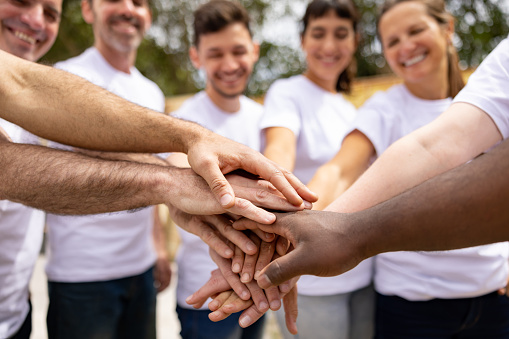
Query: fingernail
[
  {"left": 254, "top": 270, "right": 261, "bottom": 280},
  {"left": 280, "top": 282, "right": 290, "bottom": 293},
  {"left": 220, "top": 194, "right": 233, "bottom": 206},
  {"left": 232, "top": 263, "right": 241, "bottom": 273},
  {"left": 185, "top": 295, "right": 193, "bottom": 304},
  {"left": 258, "top": 274, "right": 272, "bottom": 288},
  {"left": 241, "top": 273, "right": 250, "bottom": 283},
  {"left": 259, "top": 301, "right": 269, "bottom": 311},
  {"left": 270, "top": 299, "right": 281, "bottom": 310},
  {"left": 225, "top": 248, "right": 233, "bottom": 257},
  {"left": 209, "top": 300, "right": 219, "bottom": 311},
  {"left": 239, "top": 315, "right": 252, "bottom": 328},
  {"left": 241, "top": 291, "right": 250, "bottom": 300},
  {"left": 265, "top": 232, "right": 274, "bottom": 240},
  {"left": 303, "top": 200, "right": 312, "bottom": 209},
  {"left": 246, "top": 242, "right": 256, "bottom": 253}
]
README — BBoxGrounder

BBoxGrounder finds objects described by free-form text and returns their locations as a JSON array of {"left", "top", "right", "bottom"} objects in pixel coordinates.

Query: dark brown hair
[
  {"left": 301, "top": 0, "right": 360, "bottom": 93},
  {"left": 377, "top": 0, "right": 465, "bottom": 97},
  {"left": 193, "top": 0, "right": 252, "bottom": 47}
]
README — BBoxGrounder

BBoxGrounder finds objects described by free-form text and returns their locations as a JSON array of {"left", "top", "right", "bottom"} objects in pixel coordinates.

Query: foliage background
[{"left": 41, "top": 0, "right": 509, "bottom": 97}]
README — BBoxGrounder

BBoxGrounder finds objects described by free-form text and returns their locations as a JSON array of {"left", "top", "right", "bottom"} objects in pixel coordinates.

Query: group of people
[{"left": 1, "top": 0, "right": 509, "bottom": 339}]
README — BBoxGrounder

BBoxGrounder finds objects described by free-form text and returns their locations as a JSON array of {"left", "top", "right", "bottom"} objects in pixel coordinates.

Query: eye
[
  {"left": 386, "top": 38, "right": 398, "bottom": 48},
  {"left": 409, "top": 27, "right": 425, "bottom": 36},
  {"left": 335, "top": 28, "right": 350, "bottom": 40},
  {"left": 44, "top": 8, "right": 60, "bottom": 23},
  {"left": 233, "top": 48, "right": 247, "bottom": 56}
]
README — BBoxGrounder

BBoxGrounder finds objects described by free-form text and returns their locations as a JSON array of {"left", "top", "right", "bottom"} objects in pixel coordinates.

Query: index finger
[{"left": 243, "top": 157, "right": 318, "bottom": 206}]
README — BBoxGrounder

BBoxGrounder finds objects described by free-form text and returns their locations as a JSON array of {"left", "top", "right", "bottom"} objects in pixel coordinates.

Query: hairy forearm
[
  {"left": 358, "top": 138, "right": 509, "bottom": 257},
  {"left": 0, "top": 140, "right": 170, "bottom": 214},
  {"left": 0, "top": 51, "right": 206, "bottom": 153}
]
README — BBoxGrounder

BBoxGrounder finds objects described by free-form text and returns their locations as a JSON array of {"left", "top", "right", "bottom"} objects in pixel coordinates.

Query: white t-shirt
[
  {"left": 0, "top": 120, "right": 45, "bottom": 338},
  {"left": 355, "top": 84, "right": 509, "bottom": 301},
  {"left": 454, "top": 37, "right": 509, "bottom": 138},
  {"left": 260, "top": 75, "right": 372, "bottom": 296},
  {"left": 173, "top": 91, "right": 263, "bottom": 310},
  {"left": 44, "top": 47, "right": 166, "bottom": 282}
]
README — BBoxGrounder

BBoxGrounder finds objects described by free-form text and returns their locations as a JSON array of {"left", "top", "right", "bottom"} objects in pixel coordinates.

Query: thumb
[
  {"left": 256, "top": 247, "right": 307, "bottom": 289},
  {"left": 191, "top": 159, "right": 236, "bottom": 209}
]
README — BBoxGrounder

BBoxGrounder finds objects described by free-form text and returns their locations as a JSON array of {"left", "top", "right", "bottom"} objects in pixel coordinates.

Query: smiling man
[
  {"left": 43, "top": 0, "right": 170, "bottom": 338},
  {"left": 0, "top": 0, "right": 62, "bottom": 338},
  {"left": 166, "top": 1, "right": 267, "bottom": 338}
]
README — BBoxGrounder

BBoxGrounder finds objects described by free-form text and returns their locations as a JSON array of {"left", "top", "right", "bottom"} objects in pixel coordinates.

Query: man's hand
[
  {"left": 185, "top": 133, "right": 318, "bottom": 217},
  {"left": 233, "top": 211, "right": 368, "bottom": 288},
  {"left": 165, "top": 170, "right": 312, "bottom": 224}
]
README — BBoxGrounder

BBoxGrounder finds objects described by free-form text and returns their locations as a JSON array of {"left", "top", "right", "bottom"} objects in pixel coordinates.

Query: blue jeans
[
  {"left": 176, "top": 305, "right": 265, "bottom": 339},
  {"left": 376, "top": 291, "right": 509, "bottom": 338},
  {"left": 47, "top": 267, "right": 157, "bottom": 339}
]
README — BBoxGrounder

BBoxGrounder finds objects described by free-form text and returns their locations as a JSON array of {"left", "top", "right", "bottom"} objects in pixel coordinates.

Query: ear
[
  {"left": 252, "top": 41, "right": 260, "bottom": 63},
  {"left": 445, "top": 17, "right": 455, "bottom": 43},
  {"left": 189, "top": 46, "right": 201, "bottom": 69},
  {"left": 144, "top": 8, "right": 153, "bottom": 32},
  {"left": 81, "top": 0, "right": 94, "bottom": 24}
]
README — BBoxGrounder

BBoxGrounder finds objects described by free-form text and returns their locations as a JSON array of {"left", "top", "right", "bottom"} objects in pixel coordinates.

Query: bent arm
[
  {"left": 307, "top": 130, "right": 374, "bottom": 210},
  {"left": 327, "top": 102, "right": 503, "bottom": 213}
]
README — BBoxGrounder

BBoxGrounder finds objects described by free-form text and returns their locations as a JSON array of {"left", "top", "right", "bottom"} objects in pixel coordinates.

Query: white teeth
[
  {"left": 14, "top": 31, "right": 36, "bottom": 45},
  {"left": 404, "top": 54, "right": 426, "bottom": 67}
]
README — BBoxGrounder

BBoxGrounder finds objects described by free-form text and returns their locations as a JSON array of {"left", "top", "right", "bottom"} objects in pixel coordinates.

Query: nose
[
  {"left": 221, "top": 53, "right": 239, "bottom": 73},
  {"left": 322, "top": 34, "right": 338, "bottom": 54},
  {"left": 20, "top": 4, "right": 45, "bottom": 31},
  {"left": 399, "top": 36, "right": 417, "bottom": 56},
  {"left": 117, "top": 0, "right": 136, "bottom": 16}
]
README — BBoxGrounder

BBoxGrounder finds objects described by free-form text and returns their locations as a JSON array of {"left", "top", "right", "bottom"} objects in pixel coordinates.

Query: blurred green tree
[{"left": 41, "top": 0, "right": 509, "bottom": 97}]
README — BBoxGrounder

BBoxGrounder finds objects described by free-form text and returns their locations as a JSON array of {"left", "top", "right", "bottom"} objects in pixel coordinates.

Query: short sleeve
[
  {"left": 454, "top": 38, "right": 509, "bottom": 138},
  {"left": 259, "top": 79, "right": 302, "bottom": 136}
]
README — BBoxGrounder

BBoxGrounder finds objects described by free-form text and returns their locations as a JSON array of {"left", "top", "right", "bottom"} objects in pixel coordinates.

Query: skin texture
[
  {"left": 233, "top": 135, "right": 509, "bottom": 288},
  {"left": 0, "top": 50, "right": 317, "bottom": 219}
]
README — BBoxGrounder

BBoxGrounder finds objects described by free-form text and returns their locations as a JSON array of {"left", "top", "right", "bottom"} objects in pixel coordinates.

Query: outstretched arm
[
  {"left": 234, "top": 135, "right": 509, "bottom": 287},
  {"left": 307, "top": 130, "right": 374, "bottom": 210},
  {"left": 327, "top": 102, "right": 502, "bottom": 213},
  {"left": 0, "top": 138, "right": 301, "bottom": 216},
  {"left": 0, "top": 51, "right": 316, "bottom": 215}
]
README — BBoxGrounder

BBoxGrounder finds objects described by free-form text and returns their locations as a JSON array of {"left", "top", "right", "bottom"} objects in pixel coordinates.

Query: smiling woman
[
  {"left": 258, "top": 1, "right": 376, "bottom": 338},
  {"left": 0, "top": 0, "right": 61, "bottom": 62},
  {"left": 316, "top": 0, "right": 509, "bottom": 338}
]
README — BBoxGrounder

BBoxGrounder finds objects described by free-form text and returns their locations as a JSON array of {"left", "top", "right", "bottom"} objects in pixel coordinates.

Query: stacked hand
[{"left": 185, "top": 235, "right": 300, "bottom": 334}]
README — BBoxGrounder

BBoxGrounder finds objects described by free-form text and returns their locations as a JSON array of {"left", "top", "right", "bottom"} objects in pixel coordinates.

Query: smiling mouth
[
  {"left": 14, "top": 30, "right": 37, "bottom": 45},
  {"left": 403, "top": 53, "right": 426, "bottom": 67}
]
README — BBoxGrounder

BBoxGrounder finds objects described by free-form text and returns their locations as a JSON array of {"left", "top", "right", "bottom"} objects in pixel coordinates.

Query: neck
[
  {"left": 94, "top": 43, "right": 136, "bottom": 74},
  {"left": 303, "top": 70, "right": 338, "bottom": 93},
  {"left": 404, "top": 66, "right": 450, "bottom": 100},
  {"left": 205, "top": 87, "right": 241, "bottom": 113}
]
